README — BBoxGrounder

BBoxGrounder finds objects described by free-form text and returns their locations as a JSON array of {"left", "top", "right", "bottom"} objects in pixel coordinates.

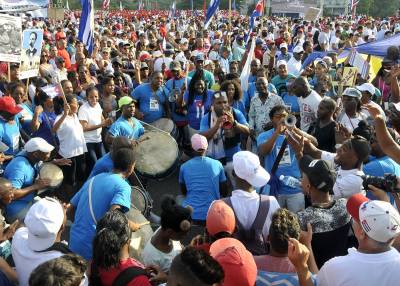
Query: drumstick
[
  {"left": 138, "top": 136, "right": 150, "bottom": 143},
  {"left": 138, "top": 221, "right": 150, "bottom": 227},
  {"left": 137, "top": 119, "right": 170, "bottom": 135}
]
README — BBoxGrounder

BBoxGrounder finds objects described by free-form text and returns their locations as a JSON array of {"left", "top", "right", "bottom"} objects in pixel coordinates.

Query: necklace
[{"left": 312, "top": 201, "right": 334, "bottom": 208}]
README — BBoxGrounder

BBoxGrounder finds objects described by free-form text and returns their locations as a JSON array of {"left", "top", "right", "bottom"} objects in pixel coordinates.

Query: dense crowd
[{"left": 0, "top": 9, "right": 400, "bottom": 286}]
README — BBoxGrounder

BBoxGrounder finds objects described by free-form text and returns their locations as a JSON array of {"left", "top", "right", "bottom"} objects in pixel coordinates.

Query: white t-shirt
[
  {"left": 55, "top": 113, "right": 87, "bottom": 158},
  {"left": 338, "top": 112, "right": 368, "bottom": 133},
  {"left": 317, "top": 247, "right": 400, "bottom": 286},
  {"left": 141, "top": 228, "right": 182, "bottom": 272},
  {"left": 228, "top": 189, "right": 280, "bottom": 239},
  {"left": 12, "top": 227, "right": 64, "bottom": 286},
  {"left": 287, "top": 57, "right": 302, "bottom": 77},
  {"left": 298, "top": 90, "right": 322, "bottom": 131},
  {"left": 78, "top": 102, "right": 103, "bottom": 143},
  {"left": 153, "top": 57, "right": 173, "bottom": 72},
  {"left": 321, "top": 151, "right": 365, "bottom": 199}
]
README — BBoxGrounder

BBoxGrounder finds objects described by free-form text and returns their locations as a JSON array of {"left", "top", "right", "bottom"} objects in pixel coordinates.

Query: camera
[{"left": 362, "top": 174, "right": 400, "bottom": 193}]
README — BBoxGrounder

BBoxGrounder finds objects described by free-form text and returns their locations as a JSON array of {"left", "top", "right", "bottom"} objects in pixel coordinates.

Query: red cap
[
  {"left": 346, "top": 193, "right": 369, "bottom": 222},
  {"left": 206, "top": 201, "right": 235, "bottom": 236},
  {"left": 210, "top": 238, "right": 257, "bottom": 286},
  {"left": 0, "top": 96, "right": 22, "bottom": 115},
  {"left": 139, "top": 53, "right": 151, "bottom": 62}
]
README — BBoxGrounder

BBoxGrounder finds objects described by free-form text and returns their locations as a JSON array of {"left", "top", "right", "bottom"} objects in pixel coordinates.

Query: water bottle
[{"left": 279, "top": 175, "right": 301, "bottom": 189}]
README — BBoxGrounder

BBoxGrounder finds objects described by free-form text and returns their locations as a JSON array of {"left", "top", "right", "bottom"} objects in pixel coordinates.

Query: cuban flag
[
  {"left": 102, "top": 0, "right": 110, "bottom": 10},
  {"left": 246, "top": 0, "right": 264, "bottom": 42},
  {"left": 349, "top": 0, "right": 359, "bottom": 13},
  {"left": 78, "top": 0, "right": 95, "bottom": 55},
  {"left": 204, "top": 0, "right": 220, "bottom": 29}
]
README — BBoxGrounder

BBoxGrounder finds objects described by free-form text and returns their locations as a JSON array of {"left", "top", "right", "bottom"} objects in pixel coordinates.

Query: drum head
[
  {"left": 39, "top": 163, "right": 63, "bottom": 188},
  {"left": 135, "top": 131, "right": 179, "bottom": 178},
  {"left": 126, "top": 209, "right": 153, "bottom": 263},
  {"left": 150, "top": 118, "right": 174, "bottom": 134}
]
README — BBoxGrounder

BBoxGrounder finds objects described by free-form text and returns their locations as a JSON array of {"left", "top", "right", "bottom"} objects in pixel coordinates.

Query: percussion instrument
[
  {"left": 126, "top": 208, "right": 154, "bottom": 263},
  {"left": 134, "top": 131, "right": 179, "bottom": 179},
  {"left": 131, "top": 186, "right": 153, "bottom": 218},
  {"left": 38, "top": 163, "right": 63, "bottom": 194},
  {"left": 148, "top": 118, "right": 178, "bottom": 140}
]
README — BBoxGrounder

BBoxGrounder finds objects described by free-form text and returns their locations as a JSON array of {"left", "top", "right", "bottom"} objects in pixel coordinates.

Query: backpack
[{"left": 222, "top": 194, "right": 270, "bottom": 255}]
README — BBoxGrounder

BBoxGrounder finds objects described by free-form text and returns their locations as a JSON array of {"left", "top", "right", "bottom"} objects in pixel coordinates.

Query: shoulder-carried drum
[
  {"left": 131, "top": 186, "right": 153, "bottom": 218},
  {"left": 126, "top": 208, "right": 154, "bottom": 263},
  {"left": 148, "top": 118, "right": 178, "bottom": 140},
  {"left": 134, "top": 131, "right": 179, "bottom": 179},
  {"left": 38, "top": 163, "right": 63, "bottom": 194}
]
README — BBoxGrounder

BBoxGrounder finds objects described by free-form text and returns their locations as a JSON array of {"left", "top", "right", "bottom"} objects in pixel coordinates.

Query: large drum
[
  {"left": 126, "top": 208, "right": 154, "bottom": 263},
  {"left": 38, "top": 163, "right": 64, "bottom": 195},
  {"left": 148, "top": 118, "right": 178, "bottom": 140},
  {"left": 134, "top": 131, "right": 179, "bottom": 179},
  {"left": 131, "top": 186, "right": 153, "bottom": 218}
]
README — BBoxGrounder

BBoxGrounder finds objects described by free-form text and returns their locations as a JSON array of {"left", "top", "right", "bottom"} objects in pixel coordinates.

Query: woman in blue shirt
[
  {"left": 220, "top": 79, "right": 246, "bottom": 117},
  {"left": 9, "top": 82, "right": 34, "bottom": 136},
  {"left": 0, "top": 96, "right": 23, "bottom": 157},
  {"left": 181, "top": 71, "right": 213, "bottom": 130}
]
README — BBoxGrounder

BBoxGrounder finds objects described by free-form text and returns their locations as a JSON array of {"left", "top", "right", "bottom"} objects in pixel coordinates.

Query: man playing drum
[
  {"left": 106, "top": 96, "right": 145, "bottom": 146},
  {"left": 68, "top": 147, "right": 145, "bottom": 261},
  {"left": 4, "top": 137, "right": 71, "bottom": 223}
]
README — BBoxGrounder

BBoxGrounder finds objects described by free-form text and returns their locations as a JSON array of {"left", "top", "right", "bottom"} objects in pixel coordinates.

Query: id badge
[{"left": 149, "top": 98, "right": 160, "bottom": 111}]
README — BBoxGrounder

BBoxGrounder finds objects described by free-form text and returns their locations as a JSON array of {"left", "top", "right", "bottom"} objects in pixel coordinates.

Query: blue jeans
[
  {"left": 277, "top": 192, "right": 305, "bottom": 213},
  {"left": 86, "top": 142, "right": 105, "bottom": 177}
]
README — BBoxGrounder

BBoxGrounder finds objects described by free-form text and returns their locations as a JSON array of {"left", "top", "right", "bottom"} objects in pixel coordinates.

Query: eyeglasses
[{"left": 273, "top": 113, "right": 288, "bottom": 119}]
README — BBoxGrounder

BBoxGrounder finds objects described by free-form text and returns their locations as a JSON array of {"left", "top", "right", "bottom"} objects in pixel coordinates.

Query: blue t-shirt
[
  {"left": 256, "top": 271, "right": 317, "bottom": 286},
  {"left": 271, "top": 74, "right": 296, "bottom": 96},
  {"left": 179, "top": 156, "right": 226, "bottom": 220},
  {"left": 244, "top": 82, "right": 278, "bottom": 109},
  {"left": 200, "top": 108, "right": 248, "bottom": 162},
  {"left": 17, "top": 103, "right": 34, "bottom": 135},
  {"left": 363, "top": 156, "right": 400, "bottom": 204},
  {"left": 232, "top": 100, "right": 246, "bottom": 118},
  {"left": 0, "top": 118, "right": 21, "bottom": 156},
  {"left": 183, "top": 90, "right": 213, "bottom": 130},
  {"left": 4, "top": 152, "right": 37, "bottom": 219},
  {"left": 281, "top": 92, "right": 300, "bottom": 114},
  {"left": 108, "top": 116, "right": 144, "bottom": 140},
  {"left": 32, "top": 111, "right": 57, "bottom": 146},
  {"left": 132, "top": 83, "right": 169, "bottom": 123},
  {"left": 165, "top": 77, "right": 187, "bottom": 123},
  {"left": 89, "top": 153, "right": 113, "bottom": 179},
  {"left": 69, "top": 172, "right": 131, "bottom": 260},
  {"left": 257, "top": 129, "right": 301, "bottom": 195}
]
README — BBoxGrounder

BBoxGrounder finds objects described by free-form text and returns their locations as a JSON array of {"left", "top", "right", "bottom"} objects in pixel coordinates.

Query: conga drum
[
  {"left": 38, "top": 163, "right": 64, "bottom": 195},
  {"left": 126, "top": 208, "right": 154, "bottom": 263},
  {"left": 147, "top": 118, "right": 178, "bottom": 140},
  {"left": 134, "top": 131, "right": 179, "bottom": 179}
]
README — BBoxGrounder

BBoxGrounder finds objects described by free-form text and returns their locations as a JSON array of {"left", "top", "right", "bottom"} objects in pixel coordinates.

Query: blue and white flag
[
  {"left": 245, "top": 0, "right": 264, "bottom": 43},
  {"left": 204, "top": 0, "right": 220, "bottom": 29},
  {"left": 78, "top": 0, "right": 94, "bottom": 55},
  {"left": 169, "top": 1, "right": 176, "bottom": 19}
]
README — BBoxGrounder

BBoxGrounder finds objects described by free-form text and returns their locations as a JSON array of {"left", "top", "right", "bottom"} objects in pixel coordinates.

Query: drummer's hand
[
  {"left": 52, "top": 158, "right": 72, "bottom": 166},
  {"left": 35, "top": 178, "right": 52, "bottom": 189},
  {"left": 129, "top": 220, "right": 142, "bottom": 232},
  {"left": 146, "top": 264, "right": 168, "bottom": 284}
]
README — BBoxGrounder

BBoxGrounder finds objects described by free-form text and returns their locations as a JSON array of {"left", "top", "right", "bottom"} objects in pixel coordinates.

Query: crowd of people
[{"left": 0, "top": 8, "right": 400, "bottom": 286}]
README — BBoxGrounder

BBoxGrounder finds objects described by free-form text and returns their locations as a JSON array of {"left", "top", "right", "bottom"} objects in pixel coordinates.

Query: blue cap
[
  {"left": 195, "top": 53, "right": 205, "bottom": 62},
  {"left": 256, "top": 38, "right": 263, "bottom": 45}
]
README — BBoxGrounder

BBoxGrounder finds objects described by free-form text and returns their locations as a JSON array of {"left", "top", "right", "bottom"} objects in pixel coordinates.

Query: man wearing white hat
[
  {"left": 12, "top": 197, "right": 68, "bottom": 286},
  {"left": 4, "top": 138, "right": 70, "bottom": 223},
  {"left": 287, "top": 45, "right": 304, "bottom": 77},
  {"left": 276, "top": 42, "right": 292, "bottom": 64},
  {"left": 219, "top": 151, "right": 280, "bottom": 255},
  {"left": 357, "top": 82, "right": 386, "bottom": 121}
]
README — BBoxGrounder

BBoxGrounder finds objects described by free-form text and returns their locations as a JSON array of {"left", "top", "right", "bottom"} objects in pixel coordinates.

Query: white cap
[
  {"left": 233, "top": 151, "right": 270, "bottom": 188},
  {"left": 277, "top": 60, "right": 287, "bottom": 67},
  {"left": 356, "top": 83, "right": 375, "bottom": 95},
  {"left": 175, "top": 52, "right": 187, "bottom": 64},
  {"left": 279, "top": 42, "right": 288, "bottom": 49},
  {"left": 24, "top": 197, "right": 65, "bottom": 251},
  {"left": 293, "top": 45, "right": 304, "bottom": 53},
  {"left": 180, "top": 38, "right": 189, "bottom": 44},
  {"left": 152, "top": 50, "right": 163, "bottom": 58},
  {"left": 24, "top": 137, "right": 54, "bottom": 153}
]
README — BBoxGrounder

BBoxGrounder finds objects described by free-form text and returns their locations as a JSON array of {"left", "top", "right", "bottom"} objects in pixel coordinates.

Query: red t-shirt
[
  {"left": 57, "top": 49, "right": 72, "bottom": 70},
  {"left": 55, "top": 31, "right": 66, "bottom": 42},
  {"left": 254, "top": 47, "right": 263, "bottom": 61},
  {"left": 99, "top": 258, "right": 151, "bottom": 286}
]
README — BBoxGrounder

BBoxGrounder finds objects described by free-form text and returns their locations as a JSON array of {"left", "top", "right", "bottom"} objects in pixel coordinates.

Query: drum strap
[
  {"left": 88, "top": 177, "right": 97, "bottom": 224},
  {"left": 112, "top": 266, "right": 148, "bottom": 286}
]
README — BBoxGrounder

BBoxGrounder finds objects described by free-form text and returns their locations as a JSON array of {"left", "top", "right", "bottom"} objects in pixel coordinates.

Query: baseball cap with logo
[
  {"left": 24, "top": 197, "right": 65, "bottom": 251},
  {"left": 191, "top": 134, "right": 208, "bottom": 151},
  {"left": 299, "top": 155, "right": 334, "bottom": 193},
  {"left": 347, "top": 194, "right": 400, "bottom": 243},
  {"left": 210, "top": 238, "right": 257, "bottom": 286},
  {"left": 233, "top": 151, "right": 270, "bottom": 188},
  {"left": 0, "top": 96, "right": 22, "bottom": 115},
  {"left": 24, "top": 137, "right": 54, "bottom": 153},
  {"left": 206, "top": 201, "right": 235, "bottom": 236}
]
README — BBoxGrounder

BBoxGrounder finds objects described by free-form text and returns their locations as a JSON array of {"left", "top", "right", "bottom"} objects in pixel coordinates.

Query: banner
[
  {"left": 19, "top": 29, "right": 44, "bottom": 79},
  {"left": 0, "top": 15, "right": 22, "bottom": 63},
  {"left": 352, "top": 33, "right": 400, "bottom": 58}
]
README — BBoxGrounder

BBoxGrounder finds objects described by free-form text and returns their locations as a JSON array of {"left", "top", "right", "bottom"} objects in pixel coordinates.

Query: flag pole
[{"left": 229, "top": 0, "right": 232, "bottom": 28}]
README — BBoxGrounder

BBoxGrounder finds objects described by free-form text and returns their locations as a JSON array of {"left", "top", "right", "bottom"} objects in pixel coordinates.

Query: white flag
[{"left": 240, "top": 38, "right": 256, "bottom": 93}]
